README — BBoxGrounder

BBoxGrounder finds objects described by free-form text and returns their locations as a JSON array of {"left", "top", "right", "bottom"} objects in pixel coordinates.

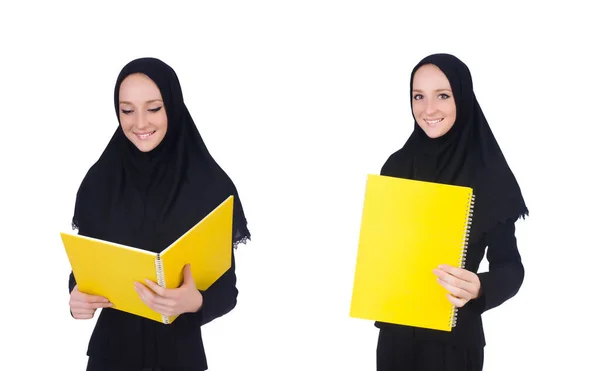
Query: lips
[
  {"left": 424, "top": 118, "right": 443, "bottom": 126},
  {"left": 134, "top": 131, "right": 156, "bottom": 140}
]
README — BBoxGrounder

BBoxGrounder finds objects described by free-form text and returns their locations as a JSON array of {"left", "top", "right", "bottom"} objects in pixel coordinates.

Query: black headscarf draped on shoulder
[
  {"left": 72, "top": 57, "right": 250, "bottom": 252},
  {"left": 381, "top": 53, "right": 527, "bottom": 241}
]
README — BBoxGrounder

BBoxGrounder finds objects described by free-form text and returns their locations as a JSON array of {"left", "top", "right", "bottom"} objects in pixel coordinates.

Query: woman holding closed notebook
[
  {"left": 376, "top": 54, "right": 528, "bottom": 370},
  {"left": 67, "top": 57, "right": 251, "bottom": 370}
]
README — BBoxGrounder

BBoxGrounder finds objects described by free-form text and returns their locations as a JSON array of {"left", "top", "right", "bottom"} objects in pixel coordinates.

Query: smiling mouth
[
  {"left": 424, "top": 118, "right": 443, "bottom": 126},
  {"left": 134, "top": 131, "right": 156, "bottom": 140}
]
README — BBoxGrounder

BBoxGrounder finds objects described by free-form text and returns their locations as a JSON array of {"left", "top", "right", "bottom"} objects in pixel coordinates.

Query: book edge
[
  {"left": 60, "top": 232, "right": 156, "bottom": 256},
  {"left": 159, "top": 195, "right": 233, "bottom": 257}
]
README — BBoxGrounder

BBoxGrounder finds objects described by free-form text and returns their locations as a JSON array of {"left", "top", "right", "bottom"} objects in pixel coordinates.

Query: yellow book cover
[
  {"left": 349, "top": 175, "right": 475, "bottom": 331},
  {"left": 61, "top": 196, "right": 234, "bottom": 324}
]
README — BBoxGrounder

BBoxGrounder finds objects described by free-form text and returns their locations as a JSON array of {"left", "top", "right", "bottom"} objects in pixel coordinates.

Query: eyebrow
[
  {"left": 119, "top": 99, "right": 163, "bottom": 104},
  {"left": 412, "top": 88, "right": 451, "bottom": 93}
]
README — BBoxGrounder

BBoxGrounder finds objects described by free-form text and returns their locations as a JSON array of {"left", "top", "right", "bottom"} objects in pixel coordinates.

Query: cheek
[
  {"left": 441, "top": 98, "right": 456, "bottom": 116},
  {"left": 444, "top": 117, "right": 456, "bottom": 130},
  {"left": 412, "top": 104, "right": 427, "bottom": 127},
  {"left": 412, "top": 103, "right": 424, "bottom": 123},
  {"left": 411, "top": 103, "right": 422, "bottom": 117},
  {"left": 119, "top": 114, "right": 134, "bottom": 131},
  {"left": 442, "top": 102, "right": 457, "bottom": 128},
  {"left": 156, "top": 111, "right": 168, "bottom": 131}
]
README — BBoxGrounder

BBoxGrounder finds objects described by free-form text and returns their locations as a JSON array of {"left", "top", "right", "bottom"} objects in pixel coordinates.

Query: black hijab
[
  {"left": 71, "top": 57, "right": 250, "bottom": 252},
  {"left": 381, "top": 53, "right": 528, "bottom": 241}
]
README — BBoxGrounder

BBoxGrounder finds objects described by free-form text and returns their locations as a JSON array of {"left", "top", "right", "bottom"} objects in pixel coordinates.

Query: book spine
[
  {"left": 450, "top": 192, "right": 475, "bottom": 329},
  {"left": 154, "top": 255, "right": 170, "bottom": 324}
]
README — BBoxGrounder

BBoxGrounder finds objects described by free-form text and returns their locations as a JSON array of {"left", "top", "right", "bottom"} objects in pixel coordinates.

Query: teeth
[
  {"left": 136, "top": 132, "right": 154, "bottom": 139},
  {"left": 425, "top": 119, "right": 442, "bottom": 125}
]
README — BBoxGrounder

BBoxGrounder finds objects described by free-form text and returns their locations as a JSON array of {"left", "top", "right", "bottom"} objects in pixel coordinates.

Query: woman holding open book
[
  {"left": 375, "top": 54, "right": 528, "bottom": 370},
  {"left": 66, "top": 57, "right": 251, "bottom": 370}
]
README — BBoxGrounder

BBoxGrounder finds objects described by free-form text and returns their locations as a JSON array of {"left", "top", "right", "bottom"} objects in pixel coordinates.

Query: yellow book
[
  {"left": 61, "top": 196, "right": 234, "bottom": 324},
  {"left": 349, "top": 175, "right": 475, "bottom": 331}
]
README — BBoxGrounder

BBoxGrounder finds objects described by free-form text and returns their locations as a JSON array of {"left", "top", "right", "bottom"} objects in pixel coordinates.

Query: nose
[
  {"left": 134, "top": 111, "right": 149, "bottom": 129},
  {"left": 425, "top": 99, "right": 437, "bottom": 115}
]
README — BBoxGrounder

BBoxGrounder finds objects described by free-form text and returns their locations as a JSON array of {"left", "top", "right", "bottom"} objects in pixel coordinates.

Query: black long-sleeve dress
[
  {"left": 376, "top": 219, "right": 524, "bottom": 371},
  {"left": 69, "top": 250, "right": 238, "bottom": 371}
]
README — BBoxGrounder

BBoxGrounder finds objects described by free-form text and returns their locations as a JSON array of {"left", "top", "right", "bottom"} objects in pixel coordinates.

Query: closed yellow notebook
[
  {"left": 349, "top": 175, "right": 475, "bottom": 331},
  {"left": 61, "top": 196, "right": 234, "bottom": 324}
]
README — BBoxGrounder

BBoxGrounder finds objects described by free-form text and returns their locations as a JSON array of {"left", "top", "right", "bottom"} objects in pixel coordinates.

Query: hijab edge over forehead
[{"left": 113, "top": 57, "right": 183, "bottom": 116}]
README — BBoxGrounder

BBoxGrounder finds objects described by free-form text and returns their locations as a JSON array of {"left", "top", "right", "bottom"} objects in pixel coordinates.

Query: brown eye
[
  {"left": 439, "top": 93, "right": 450, "bottom": 99},
  {"left": 413, "top": 94, "right": 423, "bottom": 100}
]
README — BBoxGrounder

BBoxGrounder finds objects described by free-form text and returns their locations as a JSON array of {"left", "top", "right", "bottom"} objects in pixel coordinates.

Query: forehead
[
  {"left": 119, "top": 73, "right": 163, "bottom": 102},
  {"left": 412, "top": 64, "right": 451, "bottom": 89}
]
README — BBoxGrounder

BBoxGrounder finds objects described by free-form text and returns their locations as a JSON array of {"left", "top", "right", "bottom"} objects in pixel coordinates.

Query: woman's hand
[
  {"left": 134, "top": 264, "right": 203, "bottom": 317},
  {"left": 69, "top": 285, "right": 113, "bottom": 319},
  {"left": 433, "top": 264, "right": 481, "bottom": 307}
]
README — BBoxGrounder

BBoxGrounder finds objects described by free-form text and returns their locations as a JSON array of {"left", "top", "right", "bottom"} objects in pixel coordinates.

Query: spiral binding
[
  {"left": 154, "top": 256, "right": 170, "bottom": 324},
  {"left": 450, "top": 192, "right": 475, "bottom": 328}
]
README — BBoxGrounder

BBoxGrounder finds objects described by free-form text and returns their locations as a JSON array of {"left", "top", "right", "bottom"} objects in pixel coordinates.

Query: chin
[
  {"left": 419, "top": 127, "right": 442, "bottom": 139},
  {"left": 424, "top": 130, "right": 445, "bottom": 139},
  {"left": 418, "top": 122, "right": 451, "bottom": 139}
]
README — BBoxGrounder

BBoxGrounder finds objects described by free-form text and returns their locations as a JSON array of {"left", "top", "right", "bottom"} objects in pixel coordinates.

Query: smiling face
[
  {"left": 411, "top": 64, "right": 457, "bottom": 139},
  {"left": 118, "top": 73, "right": 168, "bottom": 152}
]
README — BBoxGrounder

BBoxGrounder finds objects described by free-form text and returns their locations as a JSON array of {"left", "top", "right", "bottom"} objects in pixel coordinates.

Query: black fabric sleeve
[
  {"left": 194, "top": 249, "right": 238, "bottom": 326},
  {"left": 470, "top": 220, "right": 525, "bottom": 313},
  {"left": 68, "top": 272, "right": 77, "bottom": 318},
  {"left": 69, "top": 271, "right": 77, "bottom": 293}
]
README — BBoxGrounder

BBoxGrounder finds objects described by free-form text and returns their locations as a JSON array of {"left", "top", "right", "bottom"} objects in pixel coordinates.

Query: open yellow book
[
  {"left": 349, "top": 175, "right": 475, "bottom": 331},
  {"left": 61, "top": 196, "right": 234, "bottom": 325}
]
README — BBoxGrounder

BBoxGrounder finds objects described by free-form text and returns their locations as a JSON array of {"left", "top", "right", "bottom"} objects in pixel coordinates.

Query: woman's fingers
[
  {"left": 134, "top": 282, "right": 176, "bottom": 315},
  {"left": 433, "top": 265, "right": 480, "bottom": 298},
  {"left": 446, "top": 293, "right": 469, "bottom": 308},
  {"left": 71, "top": 298, "right": 113, "bottom": 309},
  {"left": 436, "top": 277, "right": 470, "bottom": 299},
  {"left": 74, "top": 290, "right": 110, "bottom": 303},
  {"left": 70, "top": 293, "right": 113, "bottom": 312}
]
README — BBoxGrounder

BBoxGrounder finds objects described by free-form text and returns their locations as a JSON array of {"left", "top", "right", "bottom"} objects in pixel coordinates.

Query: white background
[{"left": 1, "top": 1, "right": 598, "bottom": 370}]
